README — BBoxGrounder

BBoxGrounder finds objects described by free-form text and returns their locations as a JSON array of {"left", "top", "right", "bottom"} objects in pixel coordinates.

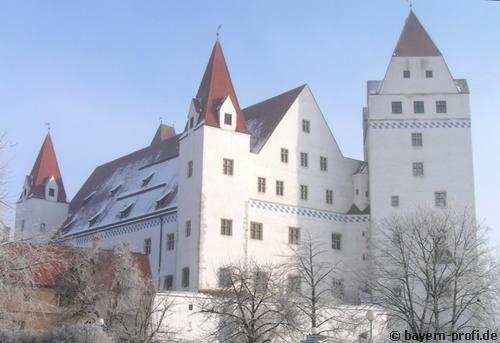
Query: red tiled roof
[
  {"left": 393, "top": 11, "right": 441, "bottom": 57},
  {"left": 196, "top": 40, "right": 249, "bottom": 134},
  {"left": 29, "top": 133, "right": 67, "bottom": 202}
]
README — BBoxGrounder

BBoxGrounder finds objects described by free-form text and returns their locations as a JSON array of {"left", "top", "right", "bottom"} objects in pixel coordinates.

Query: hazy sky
[{"left": 1, "top": 1, "right": 499, "bottom": 248}]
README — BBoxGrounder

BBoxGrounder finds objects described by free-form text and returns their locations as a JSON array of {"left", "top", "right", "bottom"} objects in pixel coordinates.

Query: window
[
  {"left": 144, "top": 238, "right": 152, "bottom": 255},
  {"left": 356, "top": 189, "right": 359, "bottom": 196},
  {"left": 276, "top": 181, "right": 284, "bottom": 196},
  {"left": 413, "top": 162, "right": 424, "bottom": 176},
  {"left": 436, "top": 100, "right": 447, "bottom": 113},
  {"left": 403, "top": 70, "right": 410, "bottom": 78},
  {"left": 391, "top": 196, "right": 400, "bottom": 207},
  {"left": 163, "top": 275, "right": 173, "bottom": 290},
  {"left": 332, "top": 278, "right": 345, "bottom": 299},
  {"left": 320, "top": 156, "right": 328, "bottom": 171},
  {"left": 48, "top": 188, "right": 55, "bottom": 197},
  {"left": 142, "top": 173, "right": 154, "bottom": 187},
  {"left": 435, "top": 192, "right": 447, "bottom": 207},
  {"left": 281, "top": 148, "right": 289, "bottom": 163},
  {"left": 187, "top": 161, "right": 193, "bottom": 178},
  {"left": 224, "top": 113, "right": 232, "bottom": 125},
  {"left": 182, "top": 267, "right": 190, "bottom": 288},
  {"left": 119, "top": 203, "right": 134, "bottom": 219},
  {"left": 426, "top": 70, "right": 433, "bottom": 78},
  {"left": 289, "top": 227, "right": 300, "bottom": 245},
  {"left": 300, "top": 185, "right": 308, "bottom": 200},
  {"left": 40, "top": 222, "right": 46, "bottom": 233},
  {"left": 167, "top": 233, "right": 175, "bottom": 250},
  {"left": 110, "top": 183, "right": 122, "bottom": 196},
  {"left": 254, "top": 270, "right": 269, "bottom": 291},
  {"left": 257, "top": 177, "right": 266, "bottom": 193},
  {"left": 365, "top": 191, "right": 369, "bottom": 197},
  {"left": 250, "top": 222, "right": 263, "bottom": 240},
  {"left": 221, "top": 219, "right": 233, "bottom": 236},
  {"left": 218, "top": 268, "right": 232, "bottom": 287},
  {"left": 332, "top": 233, "right": 342, "bottom": 250},
  {"left": 223, "top": 159, "right": 234, "bottom": 175},
  {"left": 413, "top": 101, "right": 424, "bottom": 114},
  {"left": 326, "top": 189, "right": 333, "bottom": 204},
  {"left": 20, "top": 220, "right": 25, "bottom": 231},
  {"left": 411, "top": 133, "right": 423, "bottom": 147},
  {"left": 392, "top": 101, "right": 403, "bottom": 114},
  {"left": 188, "top": 304, "right": 193, "bottom": 311},
  {"left": 302, "top": 119, "right": 310, "bottom": 133},
  {"left": 189, "top": 117, "right": 194, "bottom": 128},
  {"left": 156, "top": 191, "right": 172, "bottom": 210},
  {"left": 185, "top": 220, "right": 191, "bottom": 237},
  {"left": 288, "top": 275, "right": 301, "bottom": 293},
  {"left": 300, "top": 152, "right": 308, "bottom": 167}
]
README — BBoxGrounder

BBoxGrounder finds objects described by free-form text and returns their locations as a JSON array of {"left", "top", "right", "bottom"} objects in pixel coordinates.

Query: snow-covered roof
[{"left": 61, "top": 133, "right": 179, "bottom": 238}]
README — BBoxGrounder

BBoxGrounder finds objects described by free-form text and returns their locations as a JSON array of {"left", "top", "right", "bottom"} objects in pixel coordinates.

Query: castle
[{"left": 14, "top": 11, "right": 475, "bottom": 302}]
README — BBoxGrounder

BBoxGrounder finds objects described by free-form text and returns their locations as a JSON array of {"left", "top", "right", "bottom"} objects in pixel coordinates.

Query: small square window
[
  {"left": 185, "top": 220, "right": 191, "bottom": 237},
  {"left": 257, "top": 177, "right": 266, "bottom": 193},
  {"left": 435, "top": 192, "right": 447, "bottom": 207},
  {"left": 391, "top": 196, "right": 400, "bottom": 207},
  {"left": 144, "top": 238, "right": 152, "bottom": 255},
  {"left": 320, "top": 156, "right": 328, "bottom": 171},
  {"left": 189, "top": 117, "right": 194, "bottom": 128},
  {"left": 218, "top": 268, "right": 232, "bottom": 287},
  {"left": 414, "top": 101, "right": 424, "bottom": 114},
  {"left": 223, "top": 158, "right": 234, "bottom": 175},
  {"left": 411, "top": 133, "right": 423, "bottom": 147},
  {"left": 332, "top": 278, "right": 344, "bottom": 299},
  {"left": 48, "top": 188, "right": 55, "bottom": 197},
  {"left": 413, "top": 162, "right": 424, "bottom": 176},
  {"left": 403, "top": 70, "right": 410, "bottom": 78},
  {"left": 163, "top": 275, "right": 173, "bottom": 290},
  {"left": 288, "top": 227, "right": 300, "bottom": 245},
  {"left": 302, "top": 120, "right": 310, "bottom": 133},
  {"left": 182, "top": 267, "right": 190, "bottom": 288},
  {"left": 221, "top": 219, "right": 232, "bottom": 236},
  {"left": 281, "top": 148, "right": 288, "bottom": 163},
  {"left": 332, "top": 233, "right": 342, "bottom": 250},
  {"left": 426, "top": 70, "right": 433, "bottom": 78},
  {"left": 224, "top": 113, "right": 232, "bottom": 125},
  {"left": 300, "top": 185, "right": 308, "bottom": 200},
  {"left": 167, "top": 233, "right": 175, "bottom": 250},
  {"left": 300, "top": 152, "right": 308, "bottom": 167},
  {"left": 250, "top": 222, "right": 263, "bottom": 240},
  {"left": 187, "top": 161, "right": 193, "bottom": 178},
  {"left": 392, "top": 101, "right": 402, "bottom": 114},
  {"left": 276, "top": 181, "right": 284, "bottom": 196},
  {"left": 436, "top": 101, "right": 447, "bottom": 113},
  {"left": 326, "top": 189, "right": 333, "bottom": 204}
]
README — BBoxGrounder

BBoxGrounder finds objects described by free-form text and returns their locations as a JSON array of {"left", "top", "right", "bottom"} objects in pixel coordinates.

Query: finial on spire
[
  {"left": 406, "top": 0, "right": 413, "bottom": 9},
  {"left": 44, "top": 122, "right": 51, "bottom": 132},
  {"left": 159, "top": 116, "right": 163, "bottom": 125},
  {"left": 216, "top": 25, "right": 222, "bottom": 40}
]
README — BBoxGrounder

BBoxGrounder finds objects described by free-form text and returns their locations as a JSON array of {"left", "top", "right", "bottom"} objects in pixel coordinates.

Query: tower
[
  {"left": 177, "top": 39, "right": 251, "bottom": 290},
  {"left": 365, "top": 11, "right": 475, "bottom": 225},
  {"left": 15, "top": 133, "right": 69, "bottom": 242}
]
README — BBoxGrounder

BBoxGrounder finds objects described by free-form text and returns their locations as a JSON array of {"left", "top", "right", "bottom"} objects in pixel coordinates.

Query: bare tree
[
  {"left": 286, "top": 233, "right": 360, "bottom": 339},
  {"left": 365, "top": 208, "right": 499, "bottom": 334},
  {"left": 55, "top": 244, "right": 173, "bottom": 342},
  {"left": 199, "top": 260, "right": 300, "bottom": 343}
]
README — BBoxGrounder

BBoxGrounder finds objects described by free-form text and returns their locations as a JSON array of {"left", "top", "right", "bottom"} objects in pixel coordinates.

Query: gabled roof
[
  {"left": 244, "top": 85, "right": 306, "bottom": 152},
  {"left": 393, "top": 11, "right": 441, "bottom": 57},
  {"left": 62, "top": 129, "right": 179, "bottom": 237},
  {"left": 28, "top": 133, "right": 67, "bottom": 202},
  {"left": 195, "top": 40, "right": 248, "bottom": 134}
]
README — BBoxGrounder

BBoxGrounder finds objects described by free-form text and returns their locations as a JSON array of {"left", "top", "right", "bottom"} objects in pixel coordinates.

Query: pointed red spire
[
  {"left": 393, "top": 11, "right": 441, "bottom": 57},
  {"left": 196, "top": 40, "right": 248, "bottom": 133},
  {"left": 29, "top": 133, "right": 67, "bottom": 202}
]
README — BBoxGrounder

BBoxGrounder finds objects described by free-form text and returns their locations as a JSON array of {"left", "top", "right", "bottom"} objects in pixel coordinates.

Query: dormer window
[
  {"left": 110, "top": 183, "right": 122, "bottom": 196},
  {"left": 403, "top": 70, "right": 410, "bottom": 78},
  {"left": 83, "top": 191, "right": 96, "bottom": 204},
  {"left": 142, "top": 173, "right": 154, "bottom": 187},
  {"left": 88, "top": 212, "right": 101, "bottom": 227},
  {"left": 156, "top": 190, "right": 172, "bottom": 209},
  {"left": 48, "top": 188, "right": 55, "bottom": 197},
  {"left": 224, "top": 113, "right": 232, "bottom": 125},
  {"left": 119, "top": 202, "right": 134, "bottom": 219}
]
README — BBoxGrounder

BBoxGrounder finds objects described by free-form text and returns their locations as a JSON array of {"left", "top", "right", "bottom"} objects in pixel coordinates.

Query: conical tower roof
[{"left": 393, "top": 11, "right": 441, "bottom": 57}]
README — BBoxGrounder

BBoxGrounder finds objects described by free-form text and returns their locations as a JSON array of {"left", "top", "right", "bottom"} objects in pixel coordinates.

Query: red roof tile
[
  {"left": 393, "top": 11, "right": 441, "bottom": 57},
  {"left": 29, "top": 133, "right": 67, "bottom": 202},
  {"left": 196, "top": 40, "right": 248, "bottom": 134}
]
